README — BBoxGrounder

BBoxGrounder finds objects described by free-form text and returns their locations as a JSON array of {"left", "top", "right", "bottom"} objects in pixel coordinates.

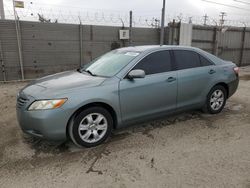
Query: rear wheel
[
  {"left": 203, "top": 85, "right": 227, "bottom": 114},
  {"left": 69, "top": 107, "right": 113, "bottom": 147}
]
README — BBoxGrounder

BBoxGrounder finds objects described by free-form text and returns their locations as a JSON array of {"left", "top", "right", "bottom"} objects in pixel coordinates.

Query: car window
[
  {"left": 199, "top": 55, "right": 214, "bottom": 66},
  {"left": 174, "top": 50, "right": 201, "bottom": 70},
  {"left": 82, "top": 50, "right": 140, "bottom": 77},
  {"left": 133, "top": 50, "right": 172, "bottom": 75}
]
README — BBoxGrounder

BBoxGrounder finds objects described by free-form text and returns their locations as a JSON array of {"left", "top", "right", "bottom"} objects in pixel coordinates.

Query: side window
[
  {"left": 133, "top": 51, "right": 172, "bottom": 75},
  {"left": 199, "top": 55, "right": 214, "bottom": 66},
  {"left": 174, "top": 50, "right": 201, "bottom": 70}
]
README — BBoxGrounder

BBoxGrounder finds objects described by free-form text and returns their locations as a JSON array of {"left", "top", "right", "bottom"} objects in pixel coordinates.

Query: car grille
[{"left": 17, "top": 96, "right": 29, "bottom": 108}]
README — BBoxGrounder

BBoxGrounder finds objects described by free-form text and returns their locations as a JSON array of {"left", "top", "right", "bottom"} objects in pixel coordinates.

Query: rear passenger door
[{"left": 173, "top": 50, "right": 215, "bottom": 108}]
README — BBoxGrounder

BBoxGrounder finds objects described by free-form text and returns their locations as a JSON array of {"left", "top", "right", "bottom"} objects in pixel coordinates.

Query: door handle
[
  {"left": 209, "top": 69, "right": 216, "bottom": 74},
  {"left": 167, "top": 77, "right": 176, "bottom": 82}
]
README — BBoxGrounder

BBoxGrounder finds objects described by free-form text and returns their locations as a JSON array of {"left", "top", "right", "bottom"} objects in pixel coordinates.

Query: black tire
[
  {"left": 69, "top": 107, "right": 113, "bottom": 147},
  {"left": 202, "top": 85, "right": 227, "bottom": 114}
]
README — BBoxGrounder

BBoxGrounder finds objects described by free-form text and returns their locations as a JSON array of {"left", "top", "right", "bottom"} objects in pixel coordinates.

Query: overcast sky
[{"left": 3, "top": 0, "right": 250, "bottom": 25}]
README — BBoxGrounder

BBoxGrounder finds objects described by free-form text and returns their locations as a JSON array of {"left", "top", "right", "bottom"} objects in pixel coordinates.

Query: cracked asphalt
[{"left": 0, "top": 66, "right": 250, "bottom": 188}]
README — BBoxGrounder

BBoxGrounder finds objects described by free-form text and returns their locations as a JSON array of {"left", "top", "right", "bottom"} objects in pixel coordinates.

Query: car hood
[{"left": 21, "top": 71, "right": 106, "bottom": 98}]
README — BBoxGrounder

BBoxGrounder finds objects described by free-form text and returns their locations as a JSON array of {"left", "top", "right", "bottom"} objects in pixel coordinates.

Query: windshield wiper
[
  {"left": 76, "top": 68, "right": 82, "bottom": 73},
  {"left": 82, "top": 69, "right": 97, "bottom": 76}
]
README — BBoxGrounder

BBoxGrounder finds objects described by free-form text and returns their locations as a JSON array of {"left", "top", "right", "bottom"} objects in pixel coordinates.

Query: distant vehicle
[{"left": 16, "top": 46, "right": 239, "bottom": 147}]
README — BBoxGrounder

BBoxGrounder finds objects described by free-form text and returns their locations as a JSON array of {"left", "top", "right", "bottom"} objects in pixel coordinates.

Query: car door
[
  {"left": 173, "top": 50, "right": 215, "bottom": 108},
  {"left": 119, "top": 50, "right": 177, "bottom": 123}
]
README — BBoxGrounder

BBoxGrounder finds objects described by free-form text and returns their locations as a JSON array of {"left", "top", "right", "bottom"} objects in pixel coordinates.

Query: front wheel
[
  {"left": 203, "top": 85, "right": 227, "bottom": 114},
  {"left": 69, "top": 107, "right": 113, "bottom": 147}
]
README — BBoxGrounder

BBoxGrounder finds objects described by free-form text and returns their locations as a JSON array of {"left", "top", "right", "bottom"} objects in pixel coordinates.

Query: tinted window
[
  {"left": 174, "top": 50, "right": 201, "bottom": 70},
  {"left": 199, "top": 55, "right": 213, "bottom": 66},
  {"left": 133, "top": 51, "right": 172, "bottom": 75}
]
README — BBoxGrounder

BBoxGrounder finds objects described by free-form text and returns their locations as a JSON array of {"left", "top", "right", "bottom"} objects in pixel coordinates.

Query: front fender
[{"left": 59, "top": 82, "right": 122, "bottom": 128}]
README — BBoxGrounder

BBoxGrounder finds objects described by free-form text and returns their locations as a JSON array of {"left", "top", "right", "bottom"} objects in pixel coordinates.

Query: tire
[
  {"left": 202, "top": 85, "right": 227, "bottom": 114},
  {"left": 69, "top": 107, "right": 113, "bottom": 147}
]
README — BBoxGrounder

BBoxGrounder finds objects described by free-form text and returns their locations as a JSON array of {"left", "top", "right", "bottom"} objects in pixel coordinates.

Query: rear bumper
[{"left": 228, "top": 76, "right": 239, "bottom": 98}]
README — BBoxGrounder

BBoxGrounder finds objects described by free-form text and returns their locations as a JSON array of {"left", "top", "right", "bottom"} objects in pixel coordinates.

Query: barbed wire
[{"left": 3, "top": 3, "right": 250, "bottom": 28}]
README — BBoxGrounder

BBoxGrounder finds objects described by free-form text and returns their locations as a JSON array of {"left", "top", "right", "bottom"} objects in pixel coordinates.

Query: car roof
[{"left": 116, "top": 45, "right": 201, "bottom": 53}]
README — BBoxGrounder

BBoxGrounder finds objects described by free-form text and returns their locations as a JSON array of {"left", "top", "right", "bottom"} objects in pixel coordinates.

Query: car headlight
[{"left": 28, "top": 99, "right": 67, "bottom": 111}]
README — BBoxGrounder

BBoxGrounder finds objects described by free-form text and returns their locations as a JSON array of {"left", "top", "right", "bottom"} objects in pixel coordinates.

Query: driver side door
[{"left": 119, "top": 50, "right": 177, "bottom": 124}]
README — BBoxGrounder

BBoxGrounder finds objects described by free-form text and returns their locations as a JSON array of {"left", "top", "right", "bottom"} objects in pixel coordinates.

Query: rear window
[
  {"left": 173, "top": 50, "right": 201, "bottom": 70},
  {"left": 199, "top": 55, "right": 214, "bottom": 66}
]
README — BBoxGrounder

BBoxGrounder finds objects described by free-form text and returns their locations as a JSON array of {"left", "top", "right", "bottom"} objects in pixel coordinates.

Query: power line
[
  {"left": 202, "top": 0, "right": 250, "bottom": 11},
  {"left": 234, "top": 0, "right": 250, "bottom": 5}
]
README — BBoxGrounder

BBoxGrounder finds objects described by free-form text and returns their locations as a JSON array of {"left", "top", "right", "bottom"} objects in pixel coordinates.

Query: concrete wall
[
  {"left": 191, "top": 25, "right": 250, "bottom": 66},
  {"left": 1, "top": 20, "right": 250, "bottom": 81},
  {"left": 0, "top": 20, "right": 159, "bottom": 81},
  {"left": 167, "top": 23, "right": 250, "bottom": 67}
]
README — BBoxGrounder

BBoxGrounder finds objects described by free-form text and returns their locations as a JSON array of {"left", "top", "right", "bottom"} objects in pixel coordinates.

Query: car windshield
[{"left": 81, "top": 50, "right": 140, "bottom": 77}]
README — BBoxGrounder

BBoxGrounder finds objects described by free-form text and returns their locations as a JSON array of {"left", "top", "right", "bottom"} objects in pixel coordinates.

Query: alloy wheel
[
  {"left": 78, "top": 113, "right": 108, "bottom": 143},
  {"left": 210, "top": 89, "right": 224, "bottom": 111}
]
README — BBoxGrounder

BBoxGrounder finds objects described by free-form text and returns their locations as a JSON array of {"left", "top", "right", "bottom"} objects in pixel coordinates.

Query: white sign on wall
[{"left": 119, "top": 30, "right": 130, "bottom": 40}]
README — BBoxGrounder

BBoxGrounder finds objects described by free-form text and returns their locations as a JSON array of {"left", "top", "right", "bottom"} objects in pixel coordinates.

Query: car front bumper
[{"left": 16, "top": 94, "right": 71, "bottom": 141}]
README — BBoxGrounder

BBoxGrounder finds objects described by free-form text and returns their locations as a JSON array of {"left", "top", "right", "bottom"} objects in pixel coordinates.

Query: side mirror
[{"left": 127, "top": 69, "right": 145, "bottom": 79}]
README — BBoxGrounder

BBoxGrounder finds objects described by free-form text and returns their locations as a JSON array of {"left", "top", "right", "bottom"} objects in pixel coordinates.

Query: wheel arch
[
  {"left": 66, "top": 102, "right": 118, "bottom": 139},
  {"left": 212, "top": 82, "right": 229, "bottom": 98}
]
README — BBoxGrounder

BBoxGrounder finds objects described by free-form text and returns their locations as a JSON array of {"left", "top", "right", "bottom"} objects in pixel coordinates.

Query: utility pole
[
  {"left": 129, "top": 10, "right": 132, "bottom": 46},
  {"left": 188, "top": 17, "right": 192, "bottom": 24},
  {"left": 160, "top": 0, "right": 166, "bottom": 46},
  {"left": 0, "top": 0, "right": 5, "bottom": 19},
  {"left": 219, "top": 12, "right": 227, "bottom": 26},
  {"left": 203, "top": 14, "right": 208, "bottom": 25}
]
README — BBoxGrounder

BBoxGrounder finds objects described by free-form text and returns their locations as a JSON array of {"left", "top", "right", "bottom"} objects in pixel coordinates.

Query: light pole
[{"left": 160, "top": 0, "right": 166, "bottom": 46}]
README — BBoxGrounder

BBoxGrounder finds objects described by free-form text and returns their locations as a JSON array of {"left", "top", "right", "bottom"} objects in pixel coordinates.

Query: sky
[{"left": 3, "top": 0, "right": 250, "bottom": 26}]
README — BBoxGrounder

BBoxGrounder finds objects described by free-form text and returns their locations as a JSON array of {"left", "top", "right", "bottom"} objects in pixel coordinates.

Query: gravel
[{"left": 0, "top": 67, "right": 250, "bottom": 188}]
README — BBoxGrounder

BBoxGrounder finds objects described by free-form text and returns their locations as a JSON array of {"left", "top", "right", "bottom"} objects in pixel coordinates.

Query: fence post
[
  {"left": 177, "top": 21, "right": 181, "bottom": 45},
  {"left": 129, "top": 10, "right": 132, "bottom": 46},
  {"left": 212, "top": 27, "right": 218, "bottom": 56},
  {"left": 13, "top": 0, "right": 24, "bottom": 80},
  {"left": 79, "top": 21, "right": 83, "bottom": 68},
  {"left": 0, "top": 0, "right": 5, "bottom": 19},
  {"left": 239, "top": 27, "right": 246, "bottom": 67},
  {"left": 0, "top": 40, "right": 6, "bottom": 81},
  {"left": 15, "top": 18, "right": 24, "bottom": 80}
]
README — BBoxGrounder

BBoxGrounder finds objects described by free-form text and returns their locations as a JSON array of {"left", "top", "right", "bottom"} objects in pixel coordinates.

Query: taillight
[{"left": 233, "top": 67, "right": 239, "bottom": 75}]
